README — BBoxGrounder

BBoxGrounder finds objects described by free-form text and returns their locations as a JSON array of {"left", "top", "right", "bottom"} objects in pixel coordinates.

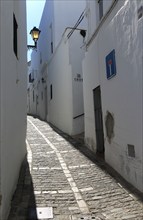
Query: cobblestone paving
[{"left": 8, "top": 116, "right": 143, "bottom": 220}]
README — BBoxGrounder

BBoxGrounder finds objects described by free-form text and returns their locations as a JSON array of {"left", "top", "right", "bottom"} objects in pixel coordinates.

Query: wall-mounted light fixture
[
  {"left": 67, "top": 27, "right": 86, "bottom": 39},
  {"left": 80, "top": 29, "right": 86, "bottom": 38},
  {"left": 27, "top": 26, "right": 41, "bottom": 50}
]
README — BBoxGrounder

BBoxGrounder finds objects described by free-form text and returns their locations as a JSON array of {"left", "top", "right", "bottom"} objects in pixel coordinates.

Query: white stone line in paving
[
  {"left": 68, "top": 165, "right": 93, "bottom": 169},
  {"left": 46, "top": 151, "right": 55, "bottom": 154},
  {"left": 28, "top": 119, "right": 57, "bottom": 151},
  {"left": 26, "top": 139, "right": 32, "bottom": 172},
  {"left": 34, "top": 191, "right": 41, "bottom": 195},
  {"left": 80, "top": 187, "right": 94, "bottom": 192},
  {"left": 58, "top": 190, "right": 73, "bottom": 194},
  {"left": 42, "top": 191, "right": 57, "bottom": 194},
  {"left": 39, "top": 167, "right": 50, "bottom": 170},
  {"left": 33, "top": 166, "right": 62, "bottom": 170},
  {"left": 80, "top": 164, "right": 91, "bottom": 168},
  {"left": 28, "top": 118, "right": 89, "bottom": 214},
  {"left": 51, "top": 167, "right": 62, "bottom": 170},
  {"left": 60, "top": 150, "right": 77, "bottom": 153},
  {"left": 68, "top": 165, "right": 79, "bottom": 169}
]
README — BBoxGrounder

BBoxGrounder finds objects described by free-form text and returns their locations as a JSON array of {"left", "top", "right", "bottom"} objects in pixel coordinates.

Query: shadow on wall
[
  {"left": 49, "top": 122, "right": 143, "bottom": 202},
  {"left": 8, "top": 158, "right": 38, "bottom": 220}
]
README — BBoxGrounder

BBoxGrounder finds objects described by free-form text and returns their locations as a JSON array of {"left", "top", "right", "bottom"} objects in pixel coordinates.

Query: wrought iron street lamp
[{"left": 27, "top": 26, "right": 41, "bottom": 50}]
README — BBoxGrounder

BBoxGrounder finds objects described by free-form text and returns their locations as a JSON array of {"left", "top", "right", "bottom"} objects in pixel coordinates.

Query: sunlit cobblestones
[{"left": 8, "top": 116, "right": 143, "bottom": 220}]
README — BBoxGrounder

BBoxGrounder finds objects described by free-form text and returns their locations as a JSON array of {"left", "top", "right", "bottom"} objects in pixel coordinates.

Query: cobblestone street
[{"left": 8, "top": 116, "right": 143, "bottom": 220}]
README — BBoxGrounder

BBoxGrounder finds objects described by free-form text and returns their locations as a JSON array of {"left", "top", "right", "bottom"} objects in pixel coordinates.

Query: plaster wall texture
[
  {"left": 86, "top": 0, "right": 97, "bottom": 40},
  {"left": 36, "top": 67, "right": 48, "bottom": 121},
  {"left": 47, "top": 36, "right": 73, "bottom": 134},
  {"left": 82, "top": 39, "right": 100, "bottom": 152},
  {"left": 103, "top": 0, "right": 114, "bottom": 15},
  {"left": 28, "top": 86, "right": 37, "bottom": 116},
  {"left": 0, "top": 1, "right": 27, "bottom": 218},
  {"left": 53, "top": 0, "right": 86, "bottom": 49},
  {"left": 0, "top": 2, "right": 1, "bottom": 217},
  {"left": 86, "top": 0, "right": 113, "bottom": 40},
  {"left": 83, "top": 0, "right": 143, "bottom": 192},
  {"left": 68, "top": 30, "right": 85, "bottom": 135},
  {"left": 47, "top": 30, "right": 85, "bottom": 135}
]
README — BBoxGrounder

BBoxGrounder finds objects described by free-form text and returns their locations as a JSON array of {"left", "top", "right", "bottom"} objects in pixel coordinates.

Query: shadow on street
[{"left": 8, "top": 157, "right": 38, "bottom": 220}]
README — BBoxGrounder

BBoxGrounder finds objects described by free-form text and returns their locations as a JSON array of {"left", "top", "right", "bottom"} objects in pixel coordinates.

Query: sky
[{"left": 26, "top": 0, "right": 46, "bottom": 61}]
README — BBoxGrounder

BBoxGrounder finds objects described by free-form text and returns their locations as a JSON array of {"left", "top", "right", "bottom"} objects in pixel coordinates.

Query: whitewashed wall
[
  {"left": 54, "top": 0, "right": 86, "bottom": 48},
  {"left": 69, "top": 30, "right": 85, "bottom": 135},
  {"left": 0, "top": 1, "right": 1, "bottom": 217},
  {"left": 83, "top": 0, "right": 143, "bottom": 192},
  {"left": 47, "top": 30, "right": 85, "bottom": 135},
  {"left": 86, "top": 0, "right": 97, "bottom": 39},
  {"left": 86, "top": 0, "right": 114, "bottom": 40},
  {"left": 48, "top": 36, "right": 73, "bottom": 134},
  {"left": 83, "top": 38, "right": 100, "bottom": 152},
  {"left": 0, "top": 1, "right": 27, "bottom": 219}
]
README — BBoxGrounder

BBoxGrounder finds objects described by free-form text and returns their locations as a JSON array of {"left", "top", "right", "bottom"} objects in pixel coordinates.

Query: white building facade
[
  {"left": 28, "top": 0, "right": 87, "bottom": 135},
  {"left": 47, "top": 29, "right": 85, "bottom": 135},
  {"left": 83, "top": 0, "right": 143, "bottom": 192},
  {"left": 0, "top": 1, "right": 27, "bottom": 219}
]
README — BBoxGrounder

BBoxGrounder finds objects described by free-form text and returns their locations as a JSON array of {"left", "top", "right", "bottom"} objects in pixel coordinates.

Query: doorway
[{"left": 93, "top": 86, "right": 104, "bottom": 156}]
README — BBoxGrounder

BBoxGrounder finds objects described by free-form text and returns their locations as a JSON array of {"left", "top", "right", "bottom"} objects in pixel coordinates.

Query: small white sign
[{"left": 36, "top": 207, "right": 53, "bottom": 219}]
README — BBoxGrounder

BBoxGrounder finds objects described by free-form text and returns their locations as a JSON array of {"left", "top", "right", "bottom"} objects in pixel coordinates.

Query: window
[
  {"left": 50, "top": 23, "right": 53, "bottom": 54},
  {"left": 138, "top": 6, "right": 143, "bottom": 20},
  {"left": 51, "top": 42, "right": 53, "bottom": 54},
  {"left": 29, "top": 73, "right": 34, "bottom": 83},
  {"left": 50, "top": 84, "right": 53, "bottom": 100},
  {"left": 29, "top": 74, "right": 32, "bottom": 83},
  {"left": 33, "top": 91, "right": 35, "bottom": 102},
  {"left": 13, "top": 14, "right": 18, "bottom": 57},
  {"left": 98, "top": 0, "right": 103, "bottom": 20}
]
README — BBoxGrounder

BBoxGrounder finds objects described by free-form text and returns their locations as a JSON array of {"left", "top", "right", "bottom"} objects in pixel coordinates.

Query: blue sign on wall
[{"left": 105, "top": 49, "right": 116, "bottom": 80}]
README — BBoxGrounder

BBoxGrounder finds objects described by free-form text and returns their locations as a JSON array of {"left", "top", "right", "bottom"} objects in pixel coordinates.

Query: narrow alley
[{"left": 8, "top": 116, "right": 143, "bottom": 220}]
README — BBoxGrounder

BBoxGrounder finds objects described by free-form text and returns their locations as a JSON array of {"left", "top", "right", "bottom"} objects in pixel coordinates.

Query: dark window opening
[
  {"left": 13, "top": 14, "right": 18, "bottom": 57},
  {"left": 98, "top": 0, "right": 103, "bottom": 20},
  {"left": 29, "top": 74, "right": 32, "bottom": 83},
  {"left": 50, "top": 23, "right": 53, "bottom": 54},
  {"left": 33, "top": 91, "right": 35, "bottom": 102},
  {"left": 127, "top": 144, "right": 135, "bottom": 158},
  {"left": 51, "top": 42, "right": 53, "bottom": 54},
  {"left": 50, "top": 84, "right": 53, "bottom": 100},
  {"left": 29, "top": 73, "right": 34, "bottom": 83}
]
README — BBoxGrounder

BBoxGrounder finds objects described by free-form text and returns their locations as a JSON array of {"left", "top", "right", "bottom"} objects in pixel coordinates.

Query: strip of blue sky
[{"left": 26, "top": 0, "right": 46, "bottom": 61}]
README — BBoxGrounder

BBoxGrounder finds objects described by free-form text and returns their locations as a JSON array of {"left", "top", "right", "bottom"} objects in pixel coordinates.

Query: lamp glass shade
[{"left": 30, "top": 27, "right": 41, "bottom": 42}]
